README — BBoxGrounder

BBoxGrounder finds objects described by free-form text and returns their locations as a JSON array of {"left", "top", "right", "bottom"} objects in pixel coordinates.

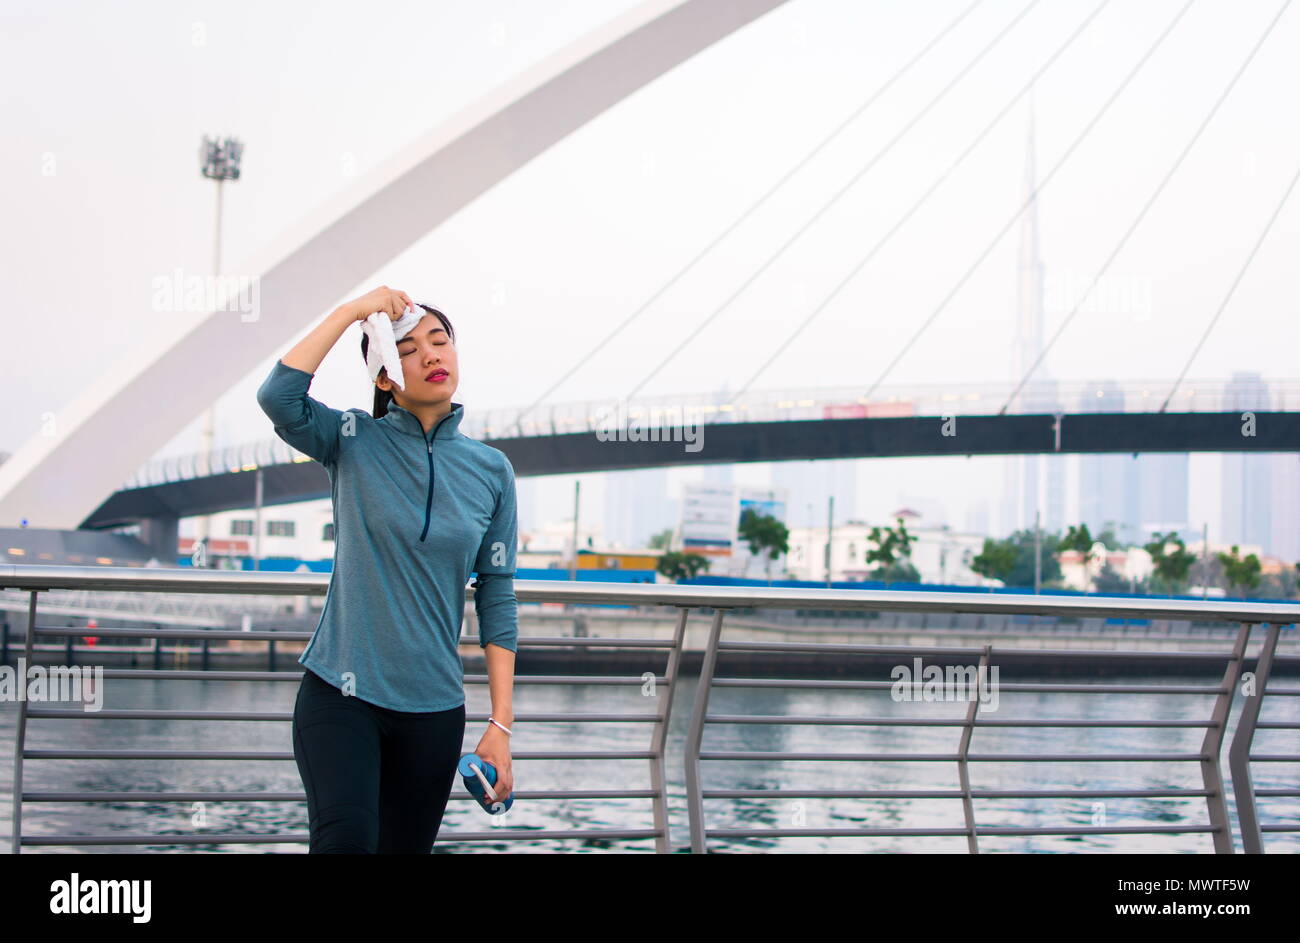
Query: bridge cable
[
  {"left": 860, "top": 0, "right": 1197, "bottom": 405},
  {"left": 727, "top": 0, "right": 1111, "bottom": 406},
  {"left": 507, "top": 0, "right": 988, "bottom": 431},
  {"left": 617, "top": 0, "right": 1041, "bottom": 404},
  {"left": 1159, "top": 153, "right": 1300, "bottom": 413},
  {"left": 1000, "top": 0, "right": 1293, "bottom": 415}
]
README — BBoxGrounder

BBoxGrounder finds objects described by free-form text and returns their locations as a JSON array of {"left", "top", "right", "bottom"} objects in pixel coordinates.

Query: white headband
[{"left": 361, "top": 303, "right": 425, "bottom": 391}]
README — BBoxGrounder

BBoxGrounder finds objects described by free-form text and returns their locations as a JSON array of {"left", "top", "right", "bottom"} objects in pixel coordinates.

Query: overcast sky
[{"left": 3, "top": 0, "right": 1297, "bottom": 539}]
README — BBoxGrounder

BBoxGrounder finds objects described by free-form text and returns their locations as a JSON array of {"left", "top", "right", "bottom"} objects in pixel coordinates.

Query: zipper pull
[{"left": 428, "top": 443, "right": 433, "bottom": 454}]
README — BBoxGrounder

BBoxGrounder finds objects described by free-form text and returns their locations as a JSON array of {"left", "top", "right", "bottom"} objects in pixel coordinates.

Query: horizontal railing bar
[
  {"left": 698, "top": 751, "right": 1207, "bottom": 762},
  {"left": 711, "top": 679, "right": 1228, "bottom": 694},
  {"left": 33, "top": 627, "right": 311, "bottom": 642},
  {"left": 1265, "top": 687, "right": 1300, "bottom": 695},
  {"left": 1261, "top": 825, "right": 1300, "bottom": 832},
  {"left": 24, "top": 749, "right": 657, "bottom": 760},
  {"left": 26, "top": 710, "right": 289, "bottom": 721},
  {"left": 19, "top": 834, "right": 314, "bottom": 846},
  {"left": 715, "top": 639, "right": 1237, "bottom": 660},
  {"left": 22, "top": 789, "right": 659, "bottom": 802},
  {"left": 701, "top": 788, "right": 1214, "bottom": 799},
  {"left": 468, "top": 636, "right": 678, "bottom": 648},
  {"left": 81, "top": 669, "right": 668, "bottom": 686},
  {"left": 701, "top": 828, "right": 971, "bottom": 838},
  {"left": 1248, "top": 755, "right": 1300, "bottom": 762},
  {"left": 1256, "top": 722, "right": 1300, "bottom": 729},
  {"left": 704, "top": 714, "right": 1215, "bottom": 728},
  {"left": 100, "top": 669, "right": 301, "bottom": 681},
  {"left": 469, "top": 674, "right": 670, "bottom": 684},
  {"left": 698, "top": 825, "right": 1220, "bottom": 838},
  {"left": 7, "top": 667, "right": 1238, "bottom": 695},
  {"left": 27, "top": 626, "right": 677, "bottom": 649},
  {"left": 19, "top": 828, "right": 665, "bottom": 846},
  {"left": 23, "top": 709, "right": 664, "bottom": 723},
  {"left": 6, "top": 564, "right": 1300, "bottom": 623},
  {"left": 976, "top": 825, "right": 1222, "bottom": 836},
  {"left": 1256, "top": 789, "right": 1300, "bottom": 796},
  {"left": 435, "top": 829, "right": 665, "bottom": 842}
]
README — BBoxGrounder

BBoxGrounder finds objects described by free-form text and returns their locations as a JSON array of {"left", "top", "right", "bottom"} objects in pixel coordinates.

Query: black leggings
[{"left": 292, "top": 668, "right": 466, "bottom": 853}]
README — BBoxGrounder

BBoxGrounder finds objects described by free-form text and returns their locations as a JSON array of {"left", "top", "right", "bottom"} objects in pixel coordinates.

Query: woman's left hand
[{"left": 474, "top": 725, "right": 513, "bottom": 802}]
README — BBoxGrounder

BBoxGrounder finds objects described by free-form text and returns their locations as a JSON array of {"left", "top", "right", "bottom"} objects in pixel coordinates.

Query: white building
[
  {"left": 786, "top": 509, "right": 989, "bottom": 585},
  {"left": 182, "top": 498, "right": 335, "bottom": 567}
]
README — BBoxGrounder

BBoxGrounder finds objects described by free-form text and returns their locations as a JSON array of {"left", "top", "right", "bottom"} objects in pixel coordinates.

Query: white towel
[{"left": 361, "top": 303, "right": 425, "bottom": 391}]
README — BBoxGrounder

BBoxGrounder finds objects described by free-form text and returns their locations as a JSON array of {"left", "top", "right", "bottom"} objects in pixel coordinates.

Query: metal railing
[{"left": 2, "top": 565, "right": 1297, "bottom": 853}]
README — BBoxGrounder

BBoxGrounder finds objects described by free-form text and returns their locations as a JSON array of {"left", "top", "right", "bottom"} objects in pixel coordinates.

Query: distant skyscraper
[
  {"left": 1270, "top": 454, "right": 1300, "bottom": 562},
  {"left": 1221, "top": 372, "right": 1274, "bottom": 552},
  {"left": 771, "top": 458, "right": 859, "bottom": 528},
  {"left": 702, "top": 464, "right": 733, "bottom": 488},
  {"left": 1074, "top": 381, "right": 1188, "bottom": 545},
  {"left": 1002, "top": 96, "right": 1066, "bottom": 535},
  {"left": 602, "top": 467, "right": 673, "bottom": 547},
  {"left": 1138, "top": 452, "right": 1190, "bottom": 540},
  {"left": 516, "top": 475, "right": 539, "bottom": 534},
  {"left": 1078, "top": 381, "right": 1140, "bottom": 543}
]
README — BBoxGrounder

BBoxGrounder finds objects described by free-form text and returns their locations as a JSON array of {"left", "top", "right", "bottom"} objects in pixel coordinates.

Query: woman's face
[{"left": 380, "top": 314, "right": 459, "bottom": 405}]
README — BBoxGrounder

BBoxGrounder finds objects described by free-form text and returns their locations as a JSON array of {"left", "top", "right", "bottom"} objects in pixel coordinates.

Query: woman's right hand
[{"left": 343, "top": 285, "right": 414, "bottom": 323}]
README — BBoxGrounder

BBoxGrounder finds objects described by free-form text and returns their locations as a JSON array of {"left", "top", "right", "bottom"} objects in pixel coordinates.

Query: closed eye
[{"left": 398, "top": 340, "right": 446, "bottom": 355}]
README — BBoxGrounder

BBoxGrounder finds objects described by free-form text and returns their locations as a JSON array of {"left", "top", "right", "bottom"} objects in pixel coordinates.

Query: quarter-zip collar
[
  {"left": 385, "top": 401, "right": 465, "bottom": 440},
  {"left": 382, "top": 400, "right": 465, "bottom": 544}
]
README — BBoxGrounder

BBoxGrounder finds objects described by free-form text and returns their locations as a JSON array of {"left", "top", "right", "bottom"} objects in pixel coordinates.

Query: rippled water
[{"left": 1, "top": 669, "right": 1296, "bottom": 853}]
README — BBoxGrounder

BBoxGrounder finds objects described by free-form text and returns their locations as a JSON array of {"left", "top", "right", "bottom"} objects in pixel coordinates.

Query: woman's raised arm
[{"left": 280, "top": 286, "right": 413, "bottom": 374}]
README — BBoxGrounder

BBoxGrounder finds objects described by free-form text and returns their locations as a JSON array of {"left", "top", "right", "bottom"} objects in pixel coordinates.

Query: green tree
[
  {"left": 1060, "top": 523, "right": 1099, "bottom": 591},
  {"left": 656, "top": 551, "right": 711, "bottom": 583},
  {"left": 866, "top": 517, "right": 919, "bottom": 586},
  {"left": 1060, "top": 524, "right": 1097, "bottom": 563},
  {"left": 1093, "top": 560, "right": 1136, "bottom": 594},
  {"left": 1217, "top": 544, "right": 1261, "bottom": 596},
  {"left": 1144, "top": 532, "right": 1196, "bottom": 593},
  {"left": 970, "top": 538, "right": 1018, "bottom": 585},
  {"left": 969, "top": 530, "right": 1062, "bottom": 589},
  {"left": 1095, "top": 526, "right": 1121, "bottom": 548},
  {"left": 737, "top": 508, "right": 790, "bottom": 586},
  {"left": 647, "top": 528, "right": 674, "bottom": 550}
]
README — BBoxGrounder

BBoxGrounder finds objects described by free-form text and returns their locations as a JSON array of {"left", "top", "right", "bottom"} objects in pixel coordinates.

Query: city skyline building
[
  {"left": 1002, "top": 96, "right": 1066, "bottom": 537},
  {"left": 771, "top": 457, "right": 860, "bottom": 530}
]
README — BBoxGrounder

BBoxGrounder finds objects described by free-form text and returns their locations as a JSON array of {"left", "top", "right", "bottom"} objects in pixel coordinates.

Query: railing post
[
  {"left": 1201, "top": 620, "right": 1251, "bottom": 854},
  {"left": 11, "top": 590, "right": 40, "bottom": 854},
  {"left": 957, "top": 645, "right": 992, "bottom": 854},
  {"left": 152, "top": 626, "right": 161, "bottom": 670},
  {"left": 1228, "top": 621, "right": 1281, "bottom": 854},
  {"left": 685, "top": 607, "right": 728, "bottom": 854},
  {"left": 649, "top": 607, "right": 690, "bottom": 853}
]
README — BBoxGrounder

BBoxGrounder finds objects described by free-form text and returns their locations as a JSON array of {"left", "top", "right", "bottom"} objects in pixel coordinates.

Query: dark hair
[{"left": 360, "top": 302, "right": 456, "bottom": 418}]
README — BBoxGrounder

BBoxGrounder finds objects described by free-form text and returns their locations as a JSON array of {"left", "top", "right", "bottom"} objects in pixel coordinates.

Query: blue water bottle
[{"left": 458, "top": 752, "right": 514, "bottom": 815}]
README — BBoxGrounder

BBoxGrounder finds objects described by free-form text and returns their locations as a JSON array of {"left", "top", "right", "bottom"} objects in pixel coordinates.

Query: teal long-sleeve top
[{"left": 256, "top": 359, "right": 518, "bottom": 712}]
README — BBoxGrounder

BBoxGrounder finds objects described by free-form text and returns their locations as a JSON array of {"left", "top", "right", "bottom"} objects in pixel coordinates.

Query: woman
[{"left": 255, "top": 285, "right": 518, "bottom": 853}]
